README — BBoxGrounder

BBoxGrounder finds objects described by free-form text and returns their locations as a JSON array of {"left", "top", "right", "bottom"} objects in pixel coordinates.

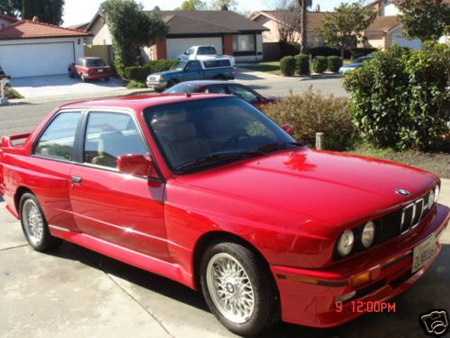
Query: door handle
[{"left": 71, "top": 176, "right": 83, "bottom": 184}]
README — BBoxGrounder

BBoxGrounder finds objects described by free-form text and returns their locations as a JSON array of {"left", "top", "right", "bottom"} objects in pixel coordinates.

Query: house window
[{"left": 232, "top": 34, "right": 256, "bottom": 52}]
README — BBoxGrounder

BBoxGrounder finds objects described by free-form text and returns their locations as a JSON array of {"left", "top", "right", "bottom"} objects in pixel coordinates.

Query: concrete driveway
[
  {"left": 0, "top": 181, "right": 449, "bottom": 338},
  {"left": 10, "top": 75, "right": 125, "bottom": 99}
]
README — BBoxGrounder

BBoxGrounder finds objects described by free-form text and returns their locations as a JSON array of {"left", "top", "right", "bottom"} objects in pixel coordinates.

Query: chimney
[
  {"left": 315, "top": 4, "right": 320, "bottom": 12},
  {"left": 32, "top": 16, "right": 39, "bottom": 22}
]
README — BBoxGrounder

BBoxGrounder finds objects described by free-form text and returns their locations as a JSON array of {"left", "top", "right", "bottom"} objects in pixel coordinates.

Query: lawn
[
  {"left": 347, "top": 144, "right": 450, "bottom": 179},
  {"left": 241, "top": 61, "right": 281, "bottom": 75}
]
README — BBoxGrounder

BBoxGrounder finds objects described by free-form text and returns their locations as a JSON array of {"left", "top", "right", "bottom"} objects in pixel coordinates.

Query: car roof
[{"left": 59, "top": 93, "right": 231, "bottom": 112}]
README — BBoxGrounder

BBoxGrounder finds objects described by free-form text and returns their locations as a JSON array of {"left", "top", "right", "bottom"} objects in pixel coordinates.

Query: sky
[{"left": 63, "top": 0, "right": 360, "bottom": 27}]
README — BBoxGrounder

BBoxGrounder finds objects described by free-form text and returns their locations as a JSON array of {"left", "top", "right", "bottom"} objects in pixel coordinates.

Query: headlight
[
  {"left": 337, "top": 230, "right": 354, "bottom": 257},
  {"left": 434, "top": 185, "right": 440, "bottom": 203},
  {"left": 428, "top": 189, "right": 435, "bottom": 209},
  {"left": 361, "top": 221, "right": 375, "bottom": 248}
]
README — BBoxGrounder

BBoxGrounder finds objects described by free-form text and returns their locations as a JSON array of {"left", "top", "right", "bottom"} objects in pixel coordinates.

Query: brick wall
[{"left": 223, "top": 34, "right": 233, "bottom": 55}]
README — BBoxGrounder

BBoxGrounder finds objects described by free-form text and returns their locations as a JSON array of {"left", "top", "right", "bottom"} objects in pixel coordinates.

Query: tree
[
  {"left": 275, "top": 0, "right": 302, "bottom": 44},
  {"left": 398, "top": 0, "right": 450, "bottom": 42},
  {"left": 100, "top": 0, "right": 168, "bottom": 77},
  {"left": 0, "top": 0, "right": 21, "bottom": 18},
  {"left": 317, "top": 3, "right": 376, "bottom": 58},
  {"left": 210, "top": 0, "right": 237, "bottom": 11},
  {"left": 297, "top": 0, "right": 312, "bottom": 53},
  {"left": 175, "top": 0, "right": 206, "bottom": 10},
  {"left": 22, "top": 0, "right": 65, "bottom": 25}
]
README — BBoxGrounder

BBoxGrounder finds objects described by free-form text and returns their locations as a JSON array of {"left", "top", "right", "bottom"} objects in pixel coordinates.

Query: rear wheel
[
  {"left": 200, "top": 241, "right": 280, "bottom": 336},
  {"left": 20, "top": 193, "right": 61, "bottom": 252},
  {"left": 214, "top": 75, "right": 227, "bottom": 81},
  {"left": 166, "top": 79, "right": 178, "bottom": 88}
]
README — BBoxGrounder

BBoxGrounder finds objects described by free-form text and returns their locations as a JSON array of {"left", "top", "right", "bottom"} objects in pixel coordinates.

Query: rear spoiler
[{"left": 1, "top": 133, "right": 31, "bottom": 148}]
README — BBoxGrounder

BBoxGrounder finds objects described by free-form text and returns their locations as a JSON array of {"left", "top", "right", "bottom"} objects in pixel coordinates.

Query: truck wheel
[
  {"left": 200, "top": 241, "right": 280, "bottom": 336},
  {"left": 214, "top": 75, "right": 227, "bottom": 81},
  {"left": 20, "top": 193, "right": 61, "bottom": 252},
  {"left": 166, "top": 80, "right": 178, "bottom": 88}
]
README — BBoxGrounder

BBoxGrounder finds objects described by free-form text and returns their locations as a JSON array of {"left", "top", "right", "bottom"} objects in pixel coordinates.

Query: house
[
  {"left": 249, "top": 7, "right": 325, "bottom": 60},
  {"left": 0, "top": 14, "right": 18, "bottom": 30},
  {"left": 0, "top": 17, "right": 91, "bottom": 78},
  {"left": 86, "top": 10, "right": 267, "bottom": 62},
  {"left": 364, "top": 0, "right": 450, "bottom": 50}
]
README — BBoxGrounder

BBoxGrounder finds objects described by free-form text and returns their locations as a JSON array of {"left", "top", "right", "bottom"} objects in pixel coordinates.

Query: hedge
[
  {"left": 124, "top": 59, "right": 177, "bottom": 82},
  {"left": 295, "top": 54, "right": 310, "bottom": 75},
  {"left": 280, "top": 56, "right": 296, "bottom": 76},
  {"left": 327, "top": 56, "right": 343, "bottom": 73},
  {"left": 312, "top": 56, "right": 327, "bottom": 73}
]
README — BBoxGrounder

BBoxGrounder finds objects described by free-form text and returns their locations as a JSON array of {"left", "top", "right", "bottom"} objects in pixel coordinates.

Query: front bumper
[
  {"left": 146, "top": 81, "right": 168, "bottom": 90},
  {"left": 271, "top": 204, "right": 450, "bottom": 328}
]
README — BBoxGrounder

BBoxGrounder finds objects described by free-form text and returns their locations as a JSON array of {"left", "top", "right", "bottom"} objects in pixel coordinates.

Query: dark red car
[
  {"left": 0, "top": 94, "right": 448, "bottom": 336},
  {"left": 164, "top": 80, "right": 277, "bottom": 109},
  {"left": 68, "top": 57, "right": 112, "bottom": 82}
]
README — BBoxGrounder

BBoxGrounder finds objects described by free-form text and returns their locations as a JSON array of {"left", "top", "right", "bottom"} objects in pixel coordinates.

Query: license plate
[
  {"left": 98, "top": 69, "right": 104, "bottom": 73},
  {"left": 412, "top": 234, "right": 435, "bottom": 273}
]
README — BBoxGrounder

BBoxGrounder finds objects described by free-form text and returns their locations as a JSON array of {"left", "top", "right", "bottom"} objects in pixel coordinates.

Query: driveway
[
  {"left": 0, "top": 180, "right": 449, "bottom": 338},
  {"left": 10, "top": 75, "right": 125, "bottom": 99}
]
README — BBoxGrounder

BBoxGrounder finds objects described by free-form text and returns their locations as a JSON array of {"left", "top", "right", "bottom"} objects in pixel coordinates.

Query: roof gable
[
  {"left": 0, "top": 20, "right": 92, "bottom": 40},
  {"left": 0, "top": 14, "right": 18, "bottom": 23}
]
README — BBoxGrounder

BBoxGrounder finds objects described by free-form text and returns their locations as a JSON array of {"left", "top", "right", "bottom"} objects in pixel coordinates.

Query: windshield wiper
[
  {"left": 176, "top": 151, "right": 264, "bottom": 171},
  {"left": 246, "top": 141, "right": 303, "bottom": 154}
]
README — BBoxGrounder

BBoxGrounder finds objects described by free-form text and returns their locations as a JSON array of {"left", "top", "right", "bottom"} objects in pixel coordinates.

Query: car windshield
[
  {"left": 164, "top": 83, "right": 199, "bottom": 94},
  {"left": 85, "top": 59, "right": 105, "bottom": 67},
  {"left": 144, "top": 97, "right": 297, "bottom": 173},
  {"left": 170, "top": 61, "right": 188, "bottom": 71}
]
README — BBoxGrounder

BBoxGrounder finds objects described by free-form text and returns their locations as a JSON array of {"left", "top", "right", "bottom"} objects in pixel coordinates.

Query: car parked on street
[
  {"left": 0, "top": 94, "right": 448, "bottom": 336},
  {"left": 339, "top": 56, "right": 374, "bottom": 74},
  {"left": 146, "top": 59, "right": 234, "bottom": 91},
  {"left": 178, "top": 45, "right": 235, "bottom": 66},
  {"left": 68, "top": 57, "right": 113, "bottom": 82},
  {"left": 164, "top": 80, "right": 277, "bottom": 108}
]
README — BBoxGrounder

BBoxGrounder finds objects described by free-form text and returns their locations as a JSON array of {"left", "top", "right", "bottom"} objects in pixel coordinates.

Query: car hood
[
  {"left": 174, "top": 148, "right": 437, "bottom": 228},
  {"left": 151, "top": 70, "right": 180, "bottom": 77}
]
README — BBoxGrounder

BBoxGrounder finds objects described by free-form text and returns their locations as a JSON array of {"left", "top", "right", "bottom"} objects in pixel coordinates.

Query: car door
[
  {"left": 182, "top": 61, "right": 203, "bottom": 81},
  {"left": 69, "top": 110, "right": 170, "bottom": 261},
  {"left": 29, "top": 110, "right": 82, "bottom": 232}
]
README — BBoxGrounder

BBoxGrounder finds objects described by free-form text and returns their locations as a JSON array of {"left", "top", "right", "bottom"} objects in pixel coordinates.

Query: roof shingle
[
  {"left": 0, "top": 20, "right": 92, "bottom": 40},
  {"left": 256, "top": 11, "right": 326, "bottom": 31},
  {"left": 366, "top": 16, "right": 399, "bottom": 32}
]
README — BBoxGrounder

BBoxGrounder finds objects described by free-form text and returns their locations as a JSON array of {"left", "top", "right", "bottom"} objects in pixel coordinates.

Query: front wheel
[
  {"left": 20, "top": 193, "right": 61, "bottom": 252},
  {"left": 200, "top": 241, "right": 280, "bottom": 336}
]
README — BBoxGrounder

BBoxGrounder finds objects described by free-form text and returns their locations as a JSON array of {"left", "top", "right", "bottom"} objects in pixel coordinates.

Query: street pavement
[{"left": 0, "top": 179, "right": 449, "bottom": 338}]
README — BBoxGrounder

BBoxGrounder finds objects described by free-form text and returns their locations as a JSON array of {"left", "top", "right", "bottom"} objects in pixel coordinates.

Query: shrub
[
  {"left": 126, "top": 80, "right": 147, "bottom": 89},
  {"left": 350, "top": 48, "right": 378, "bottom": 59},
  {"left": 327, "top": 56, "right": 343, "bottom": 72},
  {"left": 280, "top": 56, "right": 296, "bottom": 76},
  {"left": 307, "top": 46, "right": 351, "bottom": 59},
  {"left": 312, "top": 56, "right": 327, "bottom": 73},
  {"left": 263, "top": 89, "right": 354, "bottom": 150},
  {"left": 5, "top": 85, "right": 23, "bottom": 99},
  {"left": 295, "top": 54, "right": 310, "bottom": 75},
  {"left": 344, "top": 45, "right": 450, "bottom": 150},
  {"left": 124, "top": 59, "right": 177, "bottom": 82}
]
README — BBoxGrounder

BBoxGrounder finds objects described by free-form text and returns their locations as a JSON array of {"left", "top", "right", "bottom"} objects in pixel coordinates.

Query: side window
[
  {"left": 34, "top": 112, "right": 81, "bottom": 161},
  {"left": 84, "top": 112, "right": 147, "bottom": 169},
  {"left": 228, "top": 85, "right": 259, "bottom": 103},
  {"left": 204, "top": 85, "right": 227, "bottom": 94},
  {"left": 185, "top": 61, "right": 202, "bottom": 72}
]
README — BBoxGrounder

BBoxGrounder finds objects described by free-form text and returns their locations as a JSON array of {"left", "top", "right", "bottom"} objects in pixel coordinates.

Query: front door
[
  {"left": 183, "top": 61, "right": 203, "bottom": 81},
  {"left": 69, "top": 110, "right": 169, "bottom": 261}
]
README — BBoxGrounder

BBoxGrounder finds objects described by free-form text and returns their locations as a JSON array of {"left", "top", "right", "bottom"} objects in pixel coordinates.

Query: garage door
[
  {"left": 392, "top": 34, "right": 422, "bottom": 50},
  {"left": 0, "top": 42, "right": 75, "bottom": 78},
  {"left": 166, "top": 37, "right": 223, "bottom": 59}
]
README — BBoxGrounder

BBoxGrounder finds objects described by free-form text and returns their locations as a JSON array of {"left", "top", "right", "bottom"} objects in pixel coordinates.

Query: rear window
[
  {"left": 203, "top": 59, "right": 231, "bottom": 68},
  {"left": 198, "top": 46, "right": 217, "bottom": 55},
  {"left": 164, "top": 83, "right": 199, "bottom": 94},
  {"left": 85, "top": 59, "right": 106, "bottom": 67}
]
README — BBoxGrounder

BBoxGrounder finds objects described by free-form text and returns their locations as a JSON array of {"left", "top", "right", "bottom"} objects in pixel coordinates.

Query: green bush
[
  {"left": 350, "top": 48, "right": 378, "bottom": 60},
  {"left": 295, "top": 54, "right": 310, "bottom": 75},
  {"left": 344, "top": 45, "right": 450, "bottom": 150},
  {"left": 280, "top": 56, "right": 296, "bottom": 76},
  {"left": 126, "top": 80, "right": 147, "bottom": 89},
  {"left": 124, "top": 59, "right": 177, "bottom": 82},
  {"left": 327, "top": 56, "right": 343, "bottom": 72},
  {"left": 307, "top": 46, "right": 351, "bottom": 59},
  {"left": 263, "top": 89, "right": 354, "bottom": 150},
  {"left": 312, "top": 56, "right": 327, "bottom": 73}
]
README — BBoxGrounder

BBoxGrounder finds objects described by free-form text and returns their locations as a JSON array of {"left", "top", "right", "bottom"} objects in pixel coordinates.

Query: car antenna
[{"left": 184, "top": 91, "right": 191, "bottom": 97}]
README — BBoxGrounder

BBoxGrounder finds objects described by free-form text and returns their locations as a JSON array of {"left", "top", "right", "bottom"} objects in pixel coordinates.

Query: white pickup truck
[{"left": 178, "top": 45, "right": 235, "bottom": 66}]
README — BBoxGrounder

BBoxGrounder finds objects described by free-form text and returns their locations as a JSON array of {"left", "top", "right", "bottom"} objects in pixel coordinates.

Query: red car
[
  {"left": 68, "top": 57, "right": 112, "bottom": 82},
  {"left": 0, "top": 94, "right": 448, "bottom": 336}
]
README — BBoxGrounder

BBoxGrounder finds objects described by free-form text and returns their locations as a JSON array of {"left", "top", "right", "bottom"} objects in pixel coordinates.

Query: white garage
[
  {"left": 166, "top": 37, "right": 223, "bottom": 59},
  {"left": 392, "top": 34, "right": 422, "bottom": 50},
  {"left": 0, "top": 19, "right": 90, "bottom": 78}
]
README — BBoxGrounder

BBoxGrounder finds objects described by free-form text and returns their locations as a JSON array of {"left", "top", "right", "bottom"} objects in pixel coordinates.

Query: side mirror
[
  {"left": 117, "top": 154, "right": 155, "bottom": 177},
  {"left": 281, "top": 123, "right": 293, "bottom": 135}
]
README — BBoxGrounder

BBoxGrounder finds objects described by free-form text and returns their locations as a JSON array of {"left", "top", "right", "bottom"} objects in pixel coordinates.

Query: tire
[
  {"left": 19, "top": 193, "right": 61, "bottom": 252},
  {"left": 68, "top": 69, "right": 74, "bottom": 78},
  {"left": 214, "top": 75, "right": 227, "bottom": 81},
  {"left": 200, "top": 241, "right": 280, "bottom": 336},
  {"left": 166, "top": 79, "right": 178, "bottom": 88},
  {"left": 104, "top": 76, "right": 110, "bottom": 81}
]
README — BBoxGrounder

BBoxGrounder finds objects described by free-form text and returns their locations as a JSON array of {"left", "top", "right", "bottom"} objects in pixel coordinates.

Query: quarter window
[
  {"left": 34, "top": 112, "right": 81, "bottom": 161},
  {"left": 84, "top": 112, "right": 147, "bottom": 169}
]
